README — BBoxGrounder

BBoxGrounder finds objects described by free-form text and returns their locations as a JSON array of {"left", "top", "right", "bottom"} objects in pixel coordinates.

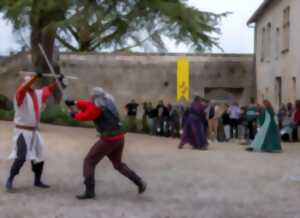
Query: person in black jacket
[
  {"left": 142, "top": 102, "right": 149, "bottom": 133},
  {"left": 146, "top": 102, "right": 157, "bottom": 135},
  {"left": 155, "top": 100, "right": 168, "bottom": 136},
  {"left": 125, "top": 100, "right": 139, "bottom": 132},
  {"left": 222, "top": 104, "right": 231, "bottom": 141},
  {"left": 168, "top": 105, "right": 181, "bottom": 137}
]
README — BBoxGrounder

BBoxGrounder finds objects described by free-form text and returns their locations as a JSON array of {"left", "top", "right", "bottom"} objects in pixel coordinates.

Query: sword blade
[
  {"left": 20, "top": 71, "right": 78, "bottom": 80},
  {"left": 43, "top": 74, "right": 79, "bottom": 80},
  {"left": 38, "top": 44, "right": 66, "bottom": 99}
]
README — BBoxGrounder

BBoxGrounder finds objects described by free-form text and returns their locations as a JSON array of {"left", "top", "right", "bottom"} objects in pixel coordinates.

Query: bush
[
  {"left": 0, "top": 109, "right": 14, "bottom": 121},
  {"left": 122, "top": 118, "right": 129, "bottom": 131},
  {"left": 0, "top": 105, "right": 94, "bottom": 128},
  {"left": 0, "top": 94, "right": 13, "bottom": 110},
  {"left": 122, "top": 116, "right": 149, "bottom": 134},
  {"left": 0, "top": 104, "right": 148, "bottom": 132}
]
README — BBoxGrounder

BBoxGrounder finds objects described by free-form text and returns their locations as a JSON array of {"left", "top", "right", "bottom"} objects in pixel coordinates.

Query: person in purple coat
[{"left": 178, "top": 96, "right": 208, "bottom": 150}]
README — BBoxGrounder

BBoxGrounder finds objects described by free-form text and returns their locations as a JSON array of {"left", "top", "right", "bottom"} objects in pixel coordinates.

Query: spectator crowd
[{"left": 124, "top": 98, "right": 300, "bottom": 145}]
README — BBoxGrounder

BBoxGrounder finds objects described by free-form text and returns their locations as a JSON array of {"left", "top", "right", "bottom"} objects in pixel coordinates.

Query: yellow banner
[{"left": 177, "top": 56, "right": 190, "bottom": 101}]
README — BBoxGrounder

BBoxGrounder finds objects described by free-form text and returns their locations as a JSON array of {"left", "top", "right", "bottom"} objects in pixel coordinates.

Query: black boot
[
  {"left": 136, "top": 179, "right": 147, "bottom": 194},
  {"left": 120, "top": 165, "right": 147, "bottom": 194},
  {"left": 35, "top": 180, "right": 50, "bottom": 188},
  {"left": 76, "top": 177, "right": 95, "bottom": 200},
  {"left": 32, "top": 161, "right": 50, "bottom": 188},
  {"left": 5, "top": 176, "right": 14, "bottom": 193},
  {"left": 6, "top": 157, "right": 27, "bottom": 192}
]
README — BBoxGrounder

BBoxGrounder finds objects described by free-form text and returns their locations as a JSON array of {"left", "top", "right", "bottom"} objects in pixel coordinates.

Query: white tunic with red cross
[{"left": 9, "top": 84, "right": 55, "bottom": 163}]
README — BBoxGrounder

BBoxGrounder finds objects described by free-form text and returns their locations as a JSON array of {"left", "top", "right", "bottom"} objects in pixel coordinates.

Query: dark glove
[
  {"left": 65, "top": 100, "right": 75, "bottom": 107},
  {"left": 58, "top": 74, "right": 64, "bottom": 81},
  {"left": 69, "top": 112, "right": 76, "bottom": 119},
  {"left": 58, "top": 74, "right": 67, "bottom": 89},
  {"left": 34, "top": 68, "right": 43, "bottom": 78},
  {"left": 36, "top": 72, "right": 43, "bottom": 78}
]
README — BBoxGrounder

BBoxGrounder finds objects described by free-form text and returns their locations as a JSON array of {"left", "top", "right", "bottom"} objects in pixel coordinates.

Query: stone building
[
  {"left": 0, "top": 52, "right": 254, "bottom": 112},
  {"left": 248, "top": 0, "right": 300, "bottom": 109}
]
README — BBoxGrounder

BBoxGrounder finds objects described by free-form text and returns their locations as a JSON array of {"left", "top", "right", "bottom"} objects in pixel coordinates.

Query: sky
[{"left": 0, "top": 0, "right": 263, "bottom": 56}]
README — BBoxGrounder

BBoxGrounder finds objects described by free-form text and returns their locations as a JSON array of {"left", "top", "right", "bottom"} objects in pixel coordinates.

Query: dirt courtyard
[{"left": 1, "top": 121, "right": 300, "bottom": 218}]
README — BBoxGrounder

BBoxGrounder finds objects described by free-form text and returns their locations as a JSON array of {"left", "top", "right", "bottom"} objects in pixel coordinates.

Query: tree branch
[{"left": 56, "top": 34, "right": 79, "bottom": 51}]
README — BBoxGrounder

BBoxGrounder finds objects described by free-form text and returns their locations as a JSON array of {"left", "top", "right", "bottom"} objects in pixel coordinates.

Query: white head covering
[
  {"left": 90, "top": 87, "right": 104, "bottom": 97},
  {"left": 90, "top": 87, "right": 106, "bottom": 106},
  {"left": 104, "top": 92, "right": 115, "bottom": 102},
  {"left": 91, "top": 87, "right": 119, "bottom": 117}
]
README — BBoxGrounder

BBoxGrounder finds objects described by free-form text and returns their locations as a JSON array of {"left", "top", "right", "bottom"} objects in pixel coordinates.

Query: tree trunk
[
  {"left": 30, "top": 0, "right": 62, "bottom": 103},
  {"left": 31, "top": 25, "right": 56, "bottom": 75},
  {"left": 79, "top": 39, "right": 92, "bottom": 52}
]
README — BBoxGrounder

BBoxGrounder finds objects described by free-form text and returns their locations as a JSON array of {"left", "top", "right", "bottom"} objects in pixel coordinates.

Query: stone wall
[
  {"left": 0, "top": 52, "right": 32, "bottom": 101},
  {"left": 0, "top": 52, "right": 254, "bottom": 111}
]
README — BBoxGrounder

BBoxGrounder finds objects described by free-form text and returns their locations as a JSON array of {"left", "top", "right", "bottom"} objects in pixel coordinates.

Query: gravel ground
[{"left": 1, "top": 121, "right": 300, "bottom": 218}]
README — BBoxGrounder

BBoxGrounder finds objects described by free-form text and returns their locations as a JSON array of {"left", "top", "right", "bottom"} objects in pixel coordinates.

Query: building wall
[
  {"left": 255, "top": 0, "right": 300, "bottom": 109},
  {"left": 0, "top": 52, "right": 254, "bottom": 112}
]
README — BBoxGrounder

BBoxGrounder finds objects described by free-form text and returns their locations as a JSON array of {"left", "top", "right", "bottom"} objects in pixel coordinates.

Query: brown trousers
[
  {"left": 83, "top": 138, "right": 141, "bottom": 185},
  {"left": 208, "top": 118, "right": 218, "bottom": 141}
]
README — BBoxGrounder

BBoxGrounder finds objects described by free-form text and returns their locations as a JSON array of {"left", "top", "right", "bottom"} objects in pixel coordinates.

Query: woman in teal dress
[{"left": 247, "top": 100, "right": 282, "bottom": 153}]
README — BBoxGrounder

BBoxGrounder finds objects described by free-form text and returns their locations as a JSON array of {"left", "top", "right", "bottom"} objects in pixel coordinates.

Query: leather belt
[{"left": 15, "top": 125, "right": 38, "bottom": 131}]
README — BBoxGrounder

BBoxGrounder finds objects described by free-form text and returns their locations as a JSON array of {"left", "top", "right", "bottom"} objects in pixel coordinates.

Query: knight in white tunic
[{"left": 6, "top": 74, "right": 56, "bottom": 192}]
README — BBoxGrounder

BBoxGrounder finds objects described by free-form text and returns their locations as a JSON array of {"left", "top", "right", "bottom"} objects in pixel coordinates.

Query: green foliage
[
  {"left": 0, "top": 0, "right": 69, "bottom": 29},
  {"left": 0, "top": 109, "right": 14, "bottom": 121},
  {"left": 122, "top": 116, "right": 147, "bottom": 134},
  {"left": 0, "top": 95, "right": 14, "bottom": 121},
  {"left": 0, "top": 106, "right": 147, "bottom": 133},
  {"left": 58, "top": 0, "right": 227, "bottom": 52},
  {"left": 0, "top": 105, "right": 93, "bottom": 127},
  {"left": 0, "top": 0, "right": 227, "bottom": 53},
  {"left": 0, "top": 94, "right": 13, "bottom": 110}
]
